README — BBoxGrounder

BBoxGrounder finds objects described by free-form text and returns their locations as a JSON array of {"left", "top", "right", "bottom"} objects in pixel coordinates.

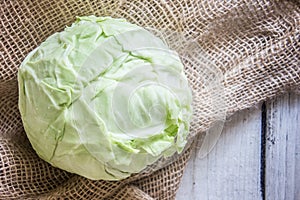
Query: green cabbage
[{"left": 18, "top": 16, "right": 192, "bottom": 180}]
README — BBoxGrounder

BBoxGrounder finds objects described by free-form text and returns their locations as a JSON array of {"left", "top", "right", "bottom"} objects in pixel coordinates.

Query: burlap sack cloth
[{"left": 1, "top": 0, "right": 299, "bottom": 199}]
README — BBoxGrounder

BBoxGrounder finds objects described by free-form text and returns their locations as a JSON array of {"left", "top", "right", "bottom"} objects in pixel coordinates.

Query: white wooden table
[{"left": 177, "top": 92, "right": 300, "bottom": 200}]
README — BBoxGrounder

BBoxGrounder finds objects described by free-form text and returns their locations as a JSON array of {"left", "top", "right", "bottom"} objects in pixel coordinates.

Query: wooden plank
[
  {"left": 177, "top": 106, "right": 262, "bottom": 200},
  {"left": 265, "top": 93, "right": 300, "bottom": 200}
]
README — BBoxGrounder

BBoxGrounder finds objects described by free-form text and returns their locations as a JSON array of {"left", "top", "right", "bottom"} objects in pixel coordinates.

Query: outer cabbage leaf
[{"left": 18, "top": 16, "right": 192, "bottom": 180}]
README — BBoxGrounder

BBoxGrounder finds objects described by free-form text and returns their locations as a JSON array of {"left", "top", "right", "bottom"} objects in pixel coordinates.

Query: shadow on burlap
[{"left": 0, "top": 0, "right": 299, "bottom": 199}]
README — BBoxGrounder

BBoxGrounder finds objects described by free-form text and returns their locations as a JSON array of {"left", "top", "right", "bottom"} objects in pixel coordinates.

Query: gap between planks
[{"left": 177, "top": 92, "right": 300, "bottom": 200}]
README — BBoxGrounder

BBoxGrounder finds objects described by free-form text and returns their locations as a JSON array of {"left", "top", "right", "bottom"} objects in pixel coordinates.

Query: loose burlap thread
[{"left": 1, "top": 0, "right": 299, "bottom": 199}]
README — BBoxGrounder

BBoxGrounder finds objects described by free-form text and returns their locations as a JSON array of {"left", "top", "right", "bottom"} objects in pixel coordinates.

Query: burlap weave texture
[{"left": 1, "top": 0, "right": 299, "bottom": 199}]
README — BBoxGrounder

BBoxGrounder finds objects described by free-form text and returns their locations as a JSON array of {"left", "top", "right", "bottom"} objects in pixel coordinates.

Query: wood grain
[
  {"left": 177, "top": 93, "right": 300, "bottom": 200},
  {"left": 177, "top": 106, "right": 262, "bottom": 200},
  {"left": 265, "top": 93, "right": 300, "bottom": 200}
]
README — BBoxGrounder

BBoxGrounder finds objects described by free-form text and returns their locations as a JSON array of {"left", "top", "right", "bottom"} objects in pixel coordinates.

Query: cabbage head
[{"left": 18, "top": 16, "right": 192, "bottom": 180}]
